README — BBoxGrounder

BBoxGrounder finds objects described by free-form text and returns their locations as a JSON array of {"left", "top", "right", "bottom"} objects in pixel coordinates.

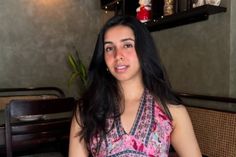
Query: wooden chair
[
  {"left": 0, "top": 87, "right": 65, "bottom": 110},
  {"left": 5, "top": 97, "right": 76, "bottom": 157}
]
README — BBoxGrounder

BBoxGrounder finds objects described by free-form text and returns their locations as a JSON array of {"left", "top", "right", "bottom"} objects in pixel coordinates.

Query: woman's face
[{"left": 104, "top": 25, "right": 142, "bottom": 83}]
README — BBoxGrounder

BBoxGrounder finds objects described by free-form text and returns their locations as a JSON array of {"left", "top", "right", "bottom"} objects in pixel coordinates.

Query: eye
[
  {"left": 104, "top": 46, "right": 115, "bottom": 53},
  {"left": 124, "top": 43, "right": 134, "bottom": 49}
]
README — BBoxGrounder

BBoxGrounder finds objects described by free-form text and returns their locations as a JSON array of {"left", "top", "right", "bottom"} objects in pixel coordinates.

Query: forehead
[{"left": 104, "top": 25, "right": 135, "bottom": 41}]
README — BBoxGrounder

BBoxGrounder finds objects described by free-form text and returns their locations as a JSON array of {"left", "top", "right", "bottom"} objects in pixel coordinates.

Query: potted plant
[{"left": 67, "top": 48, "right": 88, "bottom": 95}]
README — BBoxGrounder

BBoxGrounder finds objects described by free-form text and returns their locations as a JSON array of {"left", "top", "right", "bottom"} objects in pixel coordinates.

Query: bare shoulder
[
  {"left": 167, "top": 104, "right": 187, "bottom": 115},
  {"left": 167, "top": 104, "right": 202, "bottom": 156},
  {"left": 69, "top": 114, "right": 88, "bottom": 157},
  {"left": 167, "top": 104, "right": 190, "bottom": 128}
]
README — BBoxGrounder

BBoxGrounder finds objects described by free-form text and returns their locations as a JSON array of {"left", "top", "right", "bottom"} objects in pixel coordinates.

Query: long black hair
[{"left": 76, "top": 15, "right": 181, "bottom": 153}]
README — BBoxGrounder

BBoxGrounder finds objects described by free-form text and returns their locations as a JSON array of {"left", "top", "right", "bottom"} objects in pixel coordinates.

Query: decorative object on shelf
[
  {"left": 193, "top": 0, "right": 205, "bottom": 8},
  {"left": 136, "top": 0, "right": 152, "bottom": 23},
  {"left": 164, "top": 0, "right": 175, "bottom": 16},
  {"left": 147, "top": 5, "right": 226, "bottom": 31},
  {"left": 205, "top": 0, "right": 221, "bottom": 6},
  {"left": 193, "top": 0, "right": 221, "bottom": 8},
  {"left": 100, "top": 1, "right": 226, "bottom": 32}
]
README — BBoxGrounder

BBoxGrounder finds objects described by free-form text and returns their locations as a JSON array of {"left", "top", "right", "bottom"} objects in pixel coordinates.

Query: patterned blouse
[{"left": 89, "top": 90, "right": 173, "bottom": 157}]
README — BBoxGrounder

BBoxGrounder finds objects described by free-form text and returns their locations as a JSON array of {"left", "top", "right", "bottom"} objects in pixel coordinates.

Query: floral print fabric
[{"left": 89, "top": 90, "right": 173, "bottom": 157}]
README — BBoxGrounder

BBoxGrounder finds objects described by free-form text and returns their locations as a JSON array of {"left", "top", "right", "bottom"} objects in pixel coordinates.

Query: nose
[{"left": 114, "top": 47, "right": 124, "bottom": 61}]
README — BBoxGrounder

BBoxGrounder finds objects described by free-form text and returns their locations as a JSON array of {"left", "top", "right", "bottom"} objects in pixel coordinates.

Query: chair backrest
[
  {"left": 5, "top": 97, "right": 76, "bottom": 157},
  {"left": 187, "top": 106, "right": 236, "bottom": 157},
  {"left": 0, "top": 87, "right": 65, "bottom": 110}
]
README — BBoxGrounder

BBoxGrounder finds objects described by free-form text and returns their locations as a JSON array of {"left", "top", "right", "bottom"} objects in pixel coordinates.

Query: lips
[{"left": 114, "top": 65, "right": 129, "bottom": 72}]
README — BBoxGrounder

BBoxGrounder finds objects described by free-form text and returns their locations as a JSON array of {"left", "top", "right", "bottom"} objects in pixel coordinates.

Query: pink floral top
[{"left": 89, "top": 90, "right": 173, "bottom": 157}]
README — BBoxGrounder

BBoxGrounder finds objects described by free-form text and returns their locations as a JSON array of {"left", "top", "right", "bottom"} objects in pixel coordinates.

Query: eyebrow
[
  {"left": 121, "top": 38, "right": 135, "bottom": 42},
  {"left": 104, "top": 38, "right": 135, "bottom": 45}
]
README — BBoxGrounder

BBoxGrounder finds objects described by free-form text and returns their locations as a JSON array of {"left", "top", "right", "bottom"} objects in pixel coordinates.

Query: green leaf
[
  {"left": 68, "top": 54, "right": 78, "bottom": 72},
  {"left": 67, "top": 48, "right": 88, "bottom": 95}
]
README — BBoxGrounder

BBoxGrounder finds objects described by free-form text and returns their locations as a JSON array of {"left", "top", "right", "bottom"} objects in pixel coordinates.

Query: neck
[{"left": 119, "top": 80, "right": 144, "bottom": 102}]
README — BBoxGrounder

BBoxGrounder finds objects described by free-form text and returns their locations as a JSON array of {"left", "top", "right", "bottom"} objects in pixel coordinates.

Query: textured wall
[
  {"left": 230, "top": 0, "right": 236, "bottom": 97},
  {"left": 152, "top": 1, "right": 230, "bottom": 96},
  {"left": 0, "top": 0, "right": 104, "bottom": 97},
  {"left": 151, "top": 0, "right": 236, "bottom": 110},
  {"left": 0, "top": 0, "right": 235, "bottom": 110}
]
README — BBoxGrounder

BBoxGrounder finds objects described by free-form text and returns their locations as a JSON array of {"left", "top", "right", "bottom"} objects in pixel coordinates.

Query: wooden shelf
[
  {"left": 101, "top": 0, "right": 226, "bottom": 32},
  {"left": 146, "top": 5, "right": 227, "bottom": 32}
]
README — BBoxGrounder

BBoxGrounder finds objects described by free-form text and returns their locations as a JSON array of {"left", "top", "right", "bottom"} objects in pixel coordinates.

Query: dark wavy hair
[{"left": 76, "top": 15, "right": 181, "bottom": 154}]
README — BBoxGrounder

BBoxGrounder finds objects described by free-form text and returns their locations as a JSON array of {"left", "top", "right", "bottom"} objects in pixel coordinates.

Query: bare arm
[
  {"left": 69, "top": 116, "right": 88, "bottom": 157},
  {"left": 168, "top": 105, "right": 202, "bottom": 157}
]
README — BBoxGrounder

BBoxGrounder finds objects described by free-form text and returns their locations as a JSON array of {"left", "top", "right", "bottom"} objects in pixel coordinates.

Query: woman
[{"left": 69, "top": 15, "right": 201, "bottom": 157}]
